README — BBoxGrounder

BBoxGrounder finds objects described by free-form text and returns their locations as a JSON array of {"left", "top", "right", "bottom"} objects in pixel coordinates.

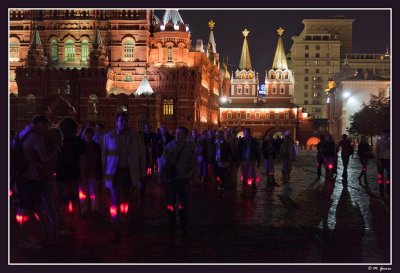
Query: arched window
[
  {"left": 248, "top": 72, "right": 253, "bottom": 79},
  {"left": 88, "top": 94, "right": 98, "bottom": 119},
  {"left": 167, "top": 46, "right": 173, "bottom": 62},
  {"left": 81, "top": 39, "right": 89, "bottom": 62},
  {"left": 65, "top": 39, "right": 75, "bottom": 62},
  {"left": 10, "top": 38, "right": 20, "bottom": 62},
  {"left": 123, "top": 39, "right": 135, "bottom": 62},
  {"left": 50, "top": 38, "right": 58, "bottom": 61},
  {"left": 26, "top": 94, "right": 36, "bottom": 114}
]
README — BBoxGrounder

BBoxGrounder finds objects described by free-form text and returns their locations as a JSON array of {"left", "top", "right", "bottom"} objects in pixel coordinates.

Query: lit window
[
  {"left": 124, "top": 39, "right": 135, "bottom": 62},
  {"left": 10, "top": 38, "right": 20, "bottom": 62},
  {"left": 81, "top": 39, "right": 89, "bottom": 61},
  {"left": 275, "top": 112, "right": 279, "bottom": 119},
  {"left": 167, "top": 46, "right": 173, "bottom": 62},
  {"left": 163, "top": 99, "right": 174, "bottom": 116},
  {"left": 255, "top": 112, "right": 260, "bottom": 119},
  {"left": 50, "top": 38, "right": 58, "bottom": 61},
  {"left": 244, "top": 85, "right": 250, "bottom": 95},
  {"left": 265, "top": 112, "right": 270, "bottom": 119},
  {"left": 246, "top": 112, "right": 250, "bottom": 119},
  {"left": 237, "top": 85, "right": 242, "bottom": 95},
  {"left": 227, "top": 112, "right": 232, "bottom": 119},
  {"left": 237, "top": 112, "right": 241, "bottom": 119},
  {"left": 65, "top": 39, "right": 75, "bottom": 62},
  {"left": 285, "top": 113, "right": 289, "bottom": 119},
  {"left": 248, "top": 73, "right": 253, "bottom": 79}
]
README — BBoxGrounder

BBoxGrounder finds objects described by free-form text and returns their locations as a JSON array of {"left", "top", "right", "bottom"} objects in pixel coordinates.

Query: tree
[{"left": 348, "top": 91, "right": 390, "bottom": 146}]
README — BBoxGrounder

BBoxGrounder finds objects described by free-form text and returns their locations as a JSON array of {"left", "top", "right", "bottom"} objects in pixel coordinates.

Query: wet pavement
[{"left": 9, "top": 150, "right": 390, "bottom": 263}]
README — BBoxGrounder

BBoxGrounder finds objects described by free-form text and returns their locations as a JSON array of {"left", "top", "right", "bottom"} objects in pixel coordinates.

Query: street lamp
[{"left": 220, "top": 96, "right": 227, "bottom": 104}]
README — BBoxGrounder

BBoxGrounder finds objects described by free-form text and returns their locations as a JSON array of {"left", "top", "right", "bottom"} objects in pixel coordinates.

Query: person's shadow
[{"left": 321, "top": 179, "right": 365, "bottom": 262}]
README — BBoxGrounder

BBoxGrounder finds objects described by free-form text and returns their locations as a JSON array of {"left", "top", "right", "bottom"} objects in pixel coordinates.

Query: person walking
[
  {"left": 102, "top": 112, "right": 146, "bottom": 242},
  {"left": 237, "top": 128, "right": 260, "bottom": 195},
  {"left": 316, "top": 135, "right": 325, "bottom": 179},
  {"left": 159, "top": 127, "right": 196, "bottom": 235},
  {"left": 210, "top": 129, "right": 232, "bottom": 193},
  {"left": 195, "top": 130, "right": 208, "bottom": 184},
  {"left": 376, "top": 129, "right": 390, "bottom": 196},
  {"left": 336, "top": 134, "right": 354, "bottom": 178},
  {"left": 279, "top": 131, "right": 297, "bottom": 183},
  {"left": 56, "top": 117, "right": 86, "bottom": 235},
  {"left": 14, "top": 115, "right": 56, "bottom": 249},
  {"left": 357, "top": 135, "right": 371, "bottom": 185},
  {"left": 262, "top": 134, "right": 277, "bottom": 186},
  {"left": 80, "top": 127, "right": 102, "bottom": 215},
  {"left": 321, "top": 134, "right": 336, "bottom": 180}
]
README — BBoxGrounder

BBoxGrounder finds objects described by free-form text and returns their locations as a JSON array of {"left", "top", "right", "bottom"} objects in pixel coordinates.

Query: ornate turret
[
  {"left": 239, "top": 29, "right": 252, "bottom": 70},
  {"left": 89, "top": 28, "right": 109, "bottom": 67},
  {"left": 207, "top": 20, "right": 219, "bottom": 66},
  {"left": 265, "top": 27, "right": 294, "bottom": 102},
  {"left": 156, "top": 9, "right": 188, "bottom": 32},
  {"left": 26, "top": 27, "right": 47, "bottom": 67},
  {"left": 272, "top": 27, "right": 288, "bottom": 70}
]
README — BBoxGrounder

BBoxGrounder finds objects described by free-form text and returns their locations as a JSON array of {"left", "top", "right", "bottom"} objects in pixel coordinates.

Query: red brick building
[{"left": 9, "top": 9, "right": 220, "bottom": 132}]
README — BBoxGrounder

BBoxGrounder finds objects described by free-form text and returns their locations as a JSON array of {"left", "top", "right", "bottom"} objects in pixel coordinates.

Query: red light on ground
[
  {"left": 247, "top": 178, "right": 253, "bottom": 185},
  {"left": 16, "top": 214, "right": 29, "bottom": 224},
  {"left": 240, "top": 176, "right": 243, "bottom": 182},
  {"left": 167, "top": 205, "right": 174, "bottom": 212},
  {"left": 68, "top": 201, "right": 73, "bottom": 213},
  {"left": 79, "top": 190, "right": 87, "bottom": 200},
  {"left": 120, "top": 203, "right": 129, "bottom": 214},
  {"left": 90, "top": 194, "right": 95, "bottom": 200},
  {"left": 9, "top": 190, "right": 13, "bottom": 197},
  {"left": 110, "top": 206, "right": 118, "bottom": 217},
  {"left": 328, "top": 164, "right": 333, "bottom": 169},
  {"left": 147, "top": 167, "right": 152, "bottom": 175},
  {"left": 256, "top": 177, "right": 261, "bottom": 183},
  {"left": 52, "top": 172, "right": 57, "bottom": 177},
  {"left": 34, "top": 213, "right": 40, "bottom": 222},
  {"left": 378, "top": 174, "right": 382, "bottom": 179},
  {"left": 385, "top": 180, "right": 390, "bottom": 184},
  {"left": 178, "top": 204, "right": 184, "bottom": 210}
]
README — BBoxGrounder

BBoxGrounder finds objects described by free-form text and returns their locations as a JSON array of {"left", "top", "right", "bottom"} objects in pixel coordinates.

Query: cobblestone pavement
[{"left": 9, "top": 150, "right": 390, "bottom": 263}]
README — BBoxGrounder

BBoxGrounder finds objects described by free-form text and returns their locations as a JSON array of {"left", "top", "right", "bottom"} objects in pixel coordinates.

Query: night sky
[{"left": 154, "top": 9, "right": 390, "bottom": 83}]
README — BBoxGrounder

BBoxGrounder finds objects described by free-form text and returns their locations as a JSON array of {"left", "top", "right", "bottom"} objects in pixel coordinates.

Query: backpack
[{"left": 10, "top": 130, "right": 35, "bottom": 182}]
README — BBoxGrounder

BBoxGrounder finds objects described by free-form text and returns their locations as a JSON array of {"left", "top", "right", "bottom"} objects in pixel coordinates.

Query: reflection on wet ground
[{"left": 10, "top": 151, "right": 390, "bottom": 263}]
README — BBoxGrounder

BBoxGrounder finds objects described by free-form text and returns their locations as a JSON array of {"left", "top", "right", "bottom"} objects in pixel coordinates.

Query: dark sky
[{"left": 155, "top": 9, "right": 390, "bottom": 83}]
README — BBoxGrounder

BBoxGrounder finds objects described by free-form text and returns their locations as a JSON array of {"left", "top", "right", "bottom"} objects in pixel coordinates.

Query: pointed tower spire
[
  {"left": 92, "top": 28, "right": 103, "bottom": 47},
  {"left": 89, "top": 28, "right": 109, "bottom": 67},
  {"left": 26, "top": 26, "right": 47, "bottom": 67},
  {"left": 30, "top": 26, "right": 43, "bottom": 47},
  {"left": 272, "top": 27, "right": 288, "bottom": 70},
  {"left": 162, "top": 9, "right": 184, "bottom": 25},
  {"left": 207, "top": 20, "right": 217, "bottom": 54},
  {"left": 135, "top": 78, "right": 154, "bottom": 96},
  {"left": 239, "top": 29, "right": 252, "bottom": 70}
]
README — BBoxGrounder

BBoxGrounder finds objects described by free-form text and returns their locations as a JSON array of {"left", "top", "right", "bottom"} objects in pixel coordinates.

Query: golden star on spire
[
  {"left": 277, "top": 27, "right": 284, "bottom": 36},
  {"left": 208, "top": 20, "right": 215, "bottom": 30},
  {"left": 242, "top": 29, "right": 250, "bottom": 38}
]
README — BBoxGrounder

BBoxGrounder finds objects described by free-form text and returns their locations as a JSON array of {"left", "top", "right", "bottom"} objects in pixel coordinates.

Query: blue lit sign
[{"left": 258, "top": 84, "right": 266, "bottom": 96}]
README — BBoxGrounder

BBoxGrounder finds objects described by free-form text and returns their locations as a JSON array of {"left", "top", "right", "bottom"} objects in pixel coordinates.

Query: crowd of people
[{"left": 9, "top": 113, "right": 391, "bottom": 249}]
